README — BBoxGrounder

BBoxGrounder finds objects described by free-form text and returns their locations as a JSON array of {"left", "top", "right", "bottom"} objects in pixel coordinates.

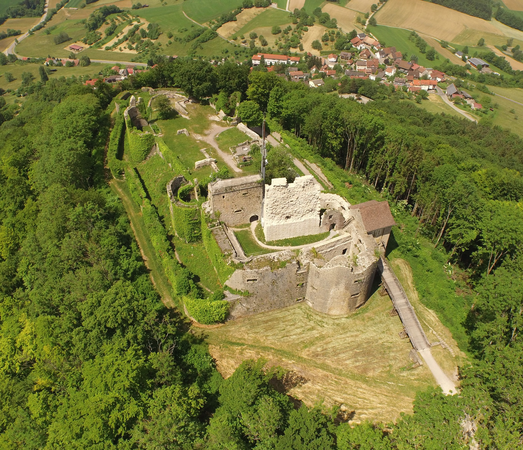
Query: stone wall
[
  {"left": 226, "top": 254, "right": 308, "bottom": 319},
  {"left": 209, "top": 175, "right": 263, "bottom": 226},
  {"left": 263, "top": 176, "right": 322, "bottom": 241}
]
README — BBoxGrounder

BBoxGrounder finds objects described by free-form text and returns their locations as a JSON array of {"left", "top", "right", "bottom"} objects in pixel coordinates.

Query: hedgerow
[
  {"left": 108, "top": 112, "right": 125, "bottom": 178},
  {"left": 185, "top": 294, "right": 229, "bottom": 325}
]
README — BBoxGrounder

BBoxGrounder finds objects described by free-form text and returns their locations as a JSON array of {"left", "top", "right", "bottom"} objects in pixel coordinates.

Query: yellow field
[
  {"left": 345, "top": 0, "right": 375, "bottom": 13},
  {"left": 503, "top": 0, "right": 523, "bottom": 11},
  {"left": 301, "top": 24, "right": 328, "bottom": 55},
  {"left": 488, "top": 44, "right": 523, "bottom": 71},
  {"left": 203, "top": 258, "right": 464, "bottom": 423},
  {"left": 217, "top": 7, "right": 266, "bottom": 38},
  {"left": 491, "top": 18, "right": 523, "bottom": 41},
  {"left": 289, "top": 0, "right": 306, "bottom": 11},
  {"left": 374, "top": 0, "right": 502, "bottom": 42},
  {"left": 323, "top": 3, "right": 359, "bottom": 33}
]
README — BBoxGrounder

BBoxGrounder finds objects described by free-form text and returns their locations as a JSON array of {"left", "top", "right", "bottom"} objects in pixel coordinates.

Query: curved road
[
  {"left": 435, "top": 87, "right": 478, "bottom": 123},
  {"left": 4, "top": 0, "right": 50, "bottom": 56}
]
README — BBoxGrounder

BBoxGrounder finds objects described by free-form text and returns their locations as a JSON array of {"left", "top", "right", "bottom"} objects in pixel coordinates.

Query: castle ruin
[{"left": 206, "top": 174, "right": 395, "bottom": 319}]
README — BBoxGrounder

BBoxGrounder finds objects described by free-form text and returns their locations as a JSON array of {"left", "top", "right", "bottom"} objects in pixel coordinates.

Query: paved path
[
  {"left": 4, "top": 0, "right": 49, "bottom": 56},
  {"left": 379, "top": 257, "right": 456, "bottom": 395},
  {"left": 436, "top": 87, "right": 478, "bottom": 123},
  {"left": 493, "top": 92, "right": 523, "bottom": 107}
]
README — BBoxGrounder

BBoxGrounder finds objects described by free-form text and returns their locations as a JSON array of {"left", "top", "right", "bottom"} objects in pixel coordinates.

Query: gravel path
[
  {"left": 436, "top": 87, "right": 478, "bottom": 123},
  {"left": 193, "top": 123, "right": 242, "bottom": 173}
]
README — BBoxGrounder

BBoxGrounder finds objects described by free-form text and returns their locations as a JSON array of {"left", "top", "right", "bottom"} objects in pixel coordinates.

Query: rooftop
[{"left": 351, "top": 200, "right": 396, "bottom": 232}]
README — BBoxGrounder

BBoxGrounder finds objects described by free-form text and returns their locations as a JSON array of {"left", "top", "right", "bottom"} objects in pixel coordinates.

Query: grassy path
[{"left": 110, "top": 179, "right": 178, "bottom": 309}]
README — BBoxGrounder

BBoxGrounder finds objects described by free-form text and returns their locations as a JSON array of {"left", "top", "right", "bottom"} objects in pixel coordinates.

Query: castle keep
[{"left": 206, "top": 175, "right": 395, "bottom": 319}]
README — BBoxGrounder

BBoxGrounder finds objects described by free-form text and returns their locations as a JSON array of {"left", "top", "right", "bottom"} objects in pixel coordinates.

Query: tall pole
[{"left": 260, "top": 115, "right": 267, "bottom": 224}]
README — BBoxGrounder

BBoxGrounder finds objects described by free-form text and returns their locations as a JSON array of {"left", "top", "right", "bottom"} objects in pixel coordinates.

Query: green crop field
[
  {"left": 67, "top": 0, "right": 87, "bottom": 7},
  {"left": 233, "top": 8, "right": 292, "bottom": 38},
  {"left": 0, "top": 62, "right": 107, "bottom": 90},
  {"left": 368, "top": 25, "right": 448, "bottom": 68},
  {"left": 303, "top": 0, "right": 325, "bottom": 14},
  {"left": 273, "top": 0, "right": 287, "bottom": 8},
  {"left": 183, "top": 0, "right": 243, "bottom": 24}
]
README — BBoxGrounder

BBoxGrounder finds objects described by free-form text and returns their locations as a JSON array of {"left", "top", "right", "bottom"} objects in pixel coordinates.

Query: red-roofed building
[
  {"left": 69, "top": 44, "right": 84, "bottom": 52},
  {"left": 111, "top": 65, "right": 120, "bottom": 72},
  {"left": 252, "top": 53, "right": 300, "bottom": 65},
  {"left": 320, "top": 69, "right": 337, "bottom": 77},
  {"left": 412, "top": 79, "right": 437, "bottom": 90},
  {"left": 472, "top": 102, "right": 483, "bottom": 110},
  {"left": 431, "top": 70, "right": 445, "bottom": 82},
  {"left": 328, "top": 53, "right": 337, "bottom": 63},
  {"left": 351, "top": 200, "right": 396, "bottom": 249},
  {"left": 85, "top": 79, "right": 98, "bottom": 86}
]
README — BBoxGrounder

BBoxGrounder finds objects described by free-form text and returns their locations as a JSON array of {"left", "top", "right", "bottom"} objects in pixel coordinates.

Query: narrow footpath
[{"left": 379, "top": 258, "right": 456, "bottom": 395}]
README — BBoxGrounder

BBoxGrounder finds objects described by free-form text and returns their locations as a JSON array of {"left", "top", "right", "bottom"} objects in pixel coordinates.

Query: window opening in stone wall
[
  {"left": 234, "top": 209, "right": 242, "bottom": 213},
  {"left": 351, "top": 292, "right": 360, "bottom": 297},
  {"left": 222, "top": 195, "right": 225, "bottom": 198},
  {"left": 242, "top": 192, "right": 248, "bottom": 196},
  {"left": 330, "top": 224, "right": 335, "bottom": 231},
  {"left": 250, "top": 215, "right": 259, "bottom": 222},
  {"left": 285, "top": 215, "right": 291, "bottom": 220},
  {"left": 342, "top": 248, "right": 347, "bottom": 255},
  {"left": 329, "top": 215, "right": 333, "bottom": 220},
  {"left": 246, "top": 278, "right": 258, "bottom": 282},
  {"left": 354, "top": 279, "right": 363, "bottom": 284}
]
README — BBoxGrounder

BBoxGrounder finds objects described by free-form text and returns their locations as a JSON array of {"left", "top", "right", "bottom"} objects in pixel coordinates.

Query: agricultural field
[
  {"left": 503, "top": 0, "right": 523, "bottom": 11},
  {"left": 409, "top": 94, "right": 464, "bottom": 120},
  {"left": 183, "top": 0, "right": 243, "bottom": 24},
  {"left": 345, "top": 0, "right": 375, "bottom": 13},
  {"left": 204, "top": 258, "right": 464, "bottom": 423},
  {"left": 225, "top": 8, "right": 291, "bottom": 40},
  {"left": 368, "top": 26, "right": 446, "bottom": 68},
  {"left": 421, "top": 36, "right": 466, "bottom": 66},
  {"left": 0, "top": 62, "right": 107, "bottom": 90},
  {"left": 322, "top": 3, "right": 360, "bottom": 33},
  {"left": 302, "top": 0, "right": 325, "bottom": 14},
  {"left": 273, "top": 0, "right": 287, "bottom": 9},
  {"left": 374, "top": 0, "right": 502, "bottom": 43}
]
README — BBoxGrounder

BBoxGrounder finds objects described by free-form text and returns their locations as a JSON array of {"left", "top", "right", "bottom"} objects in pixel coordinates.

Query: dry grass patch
[
  {"left": 503, "top": 0, "right": 523, "bottom": 11},
  {"left": 217, "top": 7, "right": 264, "bottom": 38},
  {"left": 289, "top": 0, "right": 306, "bottom": 11},
  {"left": 345, "top": 0, "right": 375, "bottom": 13},
  {"left": 203, "top": 259, "right": 463, "bottom": 422},
  {"left": 301, "top": 24, "right": 328, "bottom": 54},
  {"left": 491, "top": 18, "right": 523, "bottom": 41},
  {"left": 488, "top": 44, "right": 523, "bottom": 71},
  {"left": 375, "top": 0, "right": 502, "bottom": 42},
  {"left": 323, "top": 3, "right": 359, "bottom": 32}
]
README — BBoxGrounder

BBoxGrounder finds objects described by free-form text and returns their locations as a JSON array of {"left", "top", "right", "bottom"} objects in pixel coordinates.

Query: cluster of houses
[
  {"left": 44, "top": 57, "right": 80, "bottom": 67},
  {"left": 446, "top": 83, "right": 483, "bottom": 110},
  {"left": 251, "top": 33, "right": 448, "bottom": 92},
  {"left": 84, "top": 64, "right": 147, "bottom": 86}
]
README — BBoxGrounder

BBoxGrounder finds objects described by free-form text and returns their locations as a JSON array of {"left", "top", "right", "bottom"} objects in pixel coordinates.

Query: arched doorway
[{"left": 250, "top": 215, "right": 259, "bottom": 222}]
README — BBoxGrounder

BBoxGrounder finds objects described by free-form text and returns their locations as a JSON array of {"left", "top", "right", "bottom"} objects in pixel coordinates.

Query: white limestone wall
[{"left": 263, "top": 176, "right": 322, "bottom": 241}]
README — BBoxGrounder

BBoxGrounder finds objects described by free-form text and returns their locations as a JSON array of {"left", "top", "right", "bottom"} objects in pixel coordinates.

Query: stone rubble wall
[{"left": 263, "top": 176, "right": 322, "bottom": 241}]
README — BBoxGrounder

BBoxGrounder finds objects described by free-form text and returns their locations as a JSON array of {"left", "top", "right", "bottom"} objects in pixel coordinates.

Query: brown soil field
[
  {"left": 203, "top": 258, "right": 463, "bottom": 423},
  {"left": 217, "top": 8, "right": 266, "bottom": 38},
  {"left": 503, "top": 0, "right": 523, "bottom": 11},
  {"left": 323, "top": 3, "right": 359, "bottom": 33},
  {"left": 288, "top": 0, "right": 306, "bottom": 11},
  {"left": 375, "top": 0, "right": 502, "bottom": 42},
  {"left": 345, "top": 0, "right": 375, "bottom": 13},
  {"left": 301, "top": 24, "right": 328, "bottom": 55},
  {"left": 488, "top": 44, "right": 523, "bottom": 71}
]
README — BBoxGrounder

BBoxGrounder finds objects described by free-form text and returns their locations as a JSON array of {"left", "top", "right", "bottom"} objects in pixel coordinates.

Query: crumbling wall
[
  {"left": 226, "top": 255, "right": 307, "bottom": 319},
  {"left": 263, "top": 176, "right": 322, "bottom": 241},
  {"left": 209, "top": 175, "right": 263, "bottom": 226}
]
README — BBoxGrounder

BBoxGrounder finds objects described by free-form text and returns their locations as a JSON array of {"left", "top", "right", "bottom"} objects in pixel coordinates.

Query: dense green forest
[
  {"left": 0, "top": 0, "right": 45, "bottom": 24},
  {"left": 0, "top": 58, "right": 522, "bottom": 447},
  {"left": 429, "top": 0, "right": 492, "bottom": 20},
  {"left": 495, "top": 6, "right": 523, "bottom": 32}
]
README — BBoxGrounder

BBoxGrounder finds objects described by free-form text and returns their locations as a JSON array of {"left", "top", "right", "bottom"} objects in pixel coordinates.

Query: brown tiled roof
[{"left": 351, "top": 200, "right": 396, "bottom": 232}]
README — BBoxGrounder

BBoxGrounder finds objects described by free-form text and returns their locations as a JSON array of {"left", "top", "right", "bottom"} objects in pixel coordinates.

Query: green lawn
[
  {"left": 215, "top": 127, "right": 250, "bottom": 153},
  {"left": 303, "top": 0, "right": 325, "bottom": 14},
  {"left": 255, "top": 222, "right": 331, "bottom": 247},
  {"left": 273, "top": 0, "right": 287, "bottom": 9},
  {"left": 235, "top": 229, "right": 271, "bottom": 256},
  {"left": 407, "top": 96, "right": 464, "bottom": 120},
  {"left": 0, "top": 62, "right": 108, "bottom": 91},
  {"left": 233, "top": 8, "right": 292, "bottom": 38},
  {"left": 368, "top": 25, "right": 447, "bottom": 68},
  {"left": 67, "top": 0, "right": 87, "bottom": 7},
  {"left": 162, "top": 132, "right": 208, "bottom": 172},
  {"left": 183, "top": 0, "right": 243, "bottom": 24}
]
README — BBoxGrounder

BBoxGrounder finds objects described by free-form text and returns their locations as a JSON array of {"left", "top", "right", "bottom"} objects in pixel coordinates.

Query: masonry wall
[
  {"left": 263, "top": 176, "right": 322, "bottom": 241},
  {"left": 209, "top": 176, "right": 263, "bottom": 226},
  {"left": 226, "top": 259, "right": 307, "bottom": 319}
]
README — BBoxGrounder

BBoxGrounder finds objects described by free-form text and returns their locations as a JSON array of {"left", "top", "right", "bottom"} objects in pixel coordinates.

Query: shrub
[
  {"left": 185, "top": 296, "right": 229, "bottom": 324},
  {"left": 54, "top": 31, "right": 70, "bottom": 45}
]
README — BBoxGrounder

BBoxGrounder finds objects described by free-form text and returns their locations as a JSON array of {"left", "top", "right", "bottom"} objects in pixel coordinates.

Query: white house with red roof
[{"left": 252, "top": 53, "right": 300, "bottom": 66}]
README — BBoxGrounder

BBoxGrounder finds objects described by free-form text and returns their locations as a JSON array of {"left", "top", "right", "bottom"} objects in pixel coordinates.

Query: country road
[
  {"left": 435, "top": 86, "right": 478, "bottom": 123},
  {"left": 4, "top": 0, "right": 50, "bottom": 56}
]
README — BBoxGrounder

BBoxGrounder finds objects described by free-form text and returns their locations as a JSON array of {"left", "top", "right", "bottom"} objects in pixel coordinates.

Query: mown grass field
[
  {"left": 303, "top": 0, "right": 325, "bottom": 14},
  {"left": 368, "top": 26, "right": 446, "bottom": 68},
  {"left": 0, "top": 62, "right": 107, "bottom": 90},
  {"left": 322, "top": 3, "right": 359, "bottom": 33},
  {"left": 230, "top": 8, "right": 291, "bottom": 39},
  {"left": 215, "top": 128, "right": 250, "bottom": 153},
  {"left": 345, "top": 0, "right": 375, "bottom": 13},
  {"left": 410, "top": 95, "right": 464, "bottom": 120},
  {"left": 183, "top": 0, "right": 243, "bottom": 24},
  {"left": 374, "top": 0, "right": 502, "bottom": 43},
  {"left": 204, "top": 257, "right": 463, "bottom": 422}
]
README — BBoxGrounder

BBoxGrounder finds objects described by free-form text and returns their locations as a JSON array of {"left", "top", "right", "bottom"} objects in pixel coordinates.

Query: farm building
[
  {"left": 309, "top": 79, "right": 325, "bottom": 88},
  {"left": 468, "top": 57, "right": 489, "bottom": 68},
  {"left": 69, "top": 44, "right": 84, "bottom": 52}
]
